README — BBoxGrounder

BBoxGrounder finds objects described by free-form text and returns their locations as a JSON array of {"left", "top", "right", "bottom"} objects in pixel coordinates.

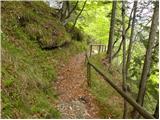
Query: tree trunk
[
  {"left": 122, "top": 1, "right": 127, "bottom": 118},
  {"left": 60, "top": 1, "right": 69, "bottom": 22},
  {"left": 65, "top": 1, "right": 79, "bottom": 20},
  {"left": 112, "top": 2, "right": 134, "bottom": 60},
  {"left": 153, "top": 100, "right": 159, "bottom": 119},
  {"left": 107, "top": 1, "right": 117, "bottom": 64},
  {"left": 70, "top": 0, "right": 87, "bottom": 32},
  {"left": 60, "top": 1, "right": 79, "bottom": 25},
  {"left": 132, "top": 2, "right": 159, "bottom": 118},
  {"left": 126, "top": 1, "right": 137, "bottom": 80},
  {"left": 112, "top": 38, "right": 123, "bottom": 59}
]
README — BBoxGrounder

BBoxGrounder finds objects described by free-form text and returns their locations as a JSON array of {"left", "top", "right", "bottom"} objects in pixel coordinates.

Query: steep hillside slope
[
  {"left": 2, "top": 1, "right": 70, "bottom": 49},
  {"left": 1, "top": 1, "right": 87, "bottom": 118}
]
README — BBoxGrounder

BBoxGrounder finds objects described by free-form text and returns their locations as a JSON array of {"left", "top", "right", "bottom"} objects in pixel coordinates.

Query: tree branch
[
  {"left": 70, "top": 0, "right": 87, "bottom": 32},
  {"left": 125, "top": 4, "right": 134, "bottom": 34},
  {"left": 65, "top": 1, "right": 79, "bottom": 19}
]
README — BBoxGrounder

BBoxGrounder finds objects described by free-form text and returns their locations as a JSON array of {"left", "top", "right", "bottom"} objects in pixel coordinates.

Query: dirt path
[{"left": 55, "top": 53, "right": 100, "bottom": 119}]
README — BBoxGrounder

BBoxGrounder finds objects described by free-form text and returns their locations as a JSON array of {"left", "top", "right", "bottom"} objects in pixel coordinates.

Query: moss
[{"left": 2, "top": 1, "right": 71, "bottom": 49}]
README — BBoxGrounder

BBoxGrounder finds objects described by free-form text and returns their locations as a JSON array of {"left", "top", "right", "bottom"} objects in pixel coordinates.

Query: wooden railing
[
  {"left": 86, "top": 44, "right": 154, "bottom": 119},
  {"left": 89, "top": 44, "right": 107, "bottom": 56}
]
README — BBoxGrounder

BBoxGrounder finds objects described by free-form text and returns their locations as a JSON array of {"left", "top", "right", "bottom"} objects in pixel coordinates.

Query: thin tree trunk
[
  {"left": 112, "top": 3, "right": 133, "bottom": 59},
  {"left": 60, "top": 1, "right": 79, "bottom": 25},
  {"left": 125, "top": 5, "right": 134, "bottom": 33},
  {"left": 107, "top": 1, "right": 117, "bottom": 64},
  {"left": 112, "top": 38, "right": 123, "bottom": 59},
  {"left": 126, "top": 1, "right": 137, "bottom": 80},
  {"left": 122, "top": 1, "right": 127, "bottom": 118},
  {"left": 132, "top": 2, "right": 159, "bottom": 118},
  {"left": 112, "top": 33, "right": 120, "bottom": 48},
  {"left": 60, "top": 1, "right": 69, "bottom": 22},
  {"left": 65, "top": 1, "right": 79, "bottom": 19},
  {"left": 70, "top": 0, "right": 87, "bottom": 32}
]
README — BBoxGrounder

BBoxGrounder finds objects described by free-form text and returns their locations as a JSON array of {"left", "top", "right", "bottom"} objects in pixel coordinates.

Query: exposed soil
[{"left": 55, "top": 53, "right": 100, "bottom": 119}]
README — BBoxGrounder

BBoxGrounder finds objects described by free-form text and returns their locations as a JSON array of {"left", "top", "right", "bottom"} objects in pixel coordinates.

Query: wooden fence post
[
  {"left": 101, "top": 45, "right": 102, "bottom": 52},
  {"left": 102, "top": 45, "right": 104, "bottom": 52},
  {"left": 98, "top": 45, "right": 101, "bottom": 53},
  {"left": 87, "top": 62, "right": 91, "bottom": 87},
  {"left": 90, "top": 45, "right": 92, "bottom": 57}
]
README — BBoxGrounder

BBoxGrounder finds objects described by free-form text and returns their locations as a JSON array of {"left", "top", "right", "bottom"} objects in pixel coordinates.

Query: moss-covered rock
[{"left": 2, "top": 1, "right": 71, "bottom": 49}]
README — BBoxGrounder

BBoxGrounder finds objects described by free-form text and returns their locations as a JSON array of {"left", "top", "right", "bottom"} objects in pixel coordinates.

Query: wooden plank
[{"left": 88, "top": 61, "right": 154, "bottom": 119}]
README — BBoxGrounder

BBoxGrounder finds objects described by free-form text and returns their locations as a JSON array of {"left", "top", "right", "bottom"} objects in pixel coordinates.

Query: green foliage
[
  {"left": 70, "top": 1, "right": 113, "bottom": 44},
  {"left": 128, "top": 41, "right": 159, "bottom": 113},
  {"left": 73, "top": 1, "right": 128, "bottom": 45}
]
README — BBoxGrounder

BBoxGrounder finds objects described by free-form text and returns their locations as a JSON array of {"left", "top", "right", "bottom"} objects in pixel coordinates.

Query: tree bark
[
  {"left": 107, "top": 1, "right": 117, "bottom": 64},
  {"left": 132, "top": 2, "right": 159, "bottom": 118},
  {"left": 122, "top": 1, "right": 127, "bottom": 118},
  {"left": 60, "top": 1, "right": 79, "bottom": 25},
  {"left": 70, "top": 0, "right": 87, "bottom": 32},
  {"left": 65, "top": 1, "right": 79, "bottom": 19},
  {"left": 112, "top": 2, "right": 134, "bottom": 60},
  {"left": 126, "top": 1, "right": 137, "bottom": 80},
  {"left": 60, "top": 1, "right": 69, "bottom": 22},
  {"left": 125, "top": 5, "right": 134, "bottom": 33},
  {"left": 112, "top": 38, "right": 123, "bottom": 59}
]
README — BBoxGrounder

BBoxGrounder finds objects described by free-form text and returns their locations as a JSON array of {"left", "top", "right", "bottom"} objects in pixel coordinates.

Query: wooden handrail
[
  {"left": 86, "top": 58, "right": 154, "bottom": 119},
  {"left": 89, "top": 44, "right": 107, "bottom": 57},
  {"left": 90, "top": 44, "right": 106, "bottom": 46}
]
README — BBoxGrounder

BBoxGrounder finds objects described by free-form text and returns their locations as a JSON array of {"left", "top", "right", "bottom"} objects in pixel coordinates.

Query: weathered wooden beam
[
  {"left": 87, "top": 62, "right": 91, "bottom": 87},
  {"left": 88, "top": 61, "right": 154, "bottom": 119},
  {"left": 90, "top": 45, "right": 92, "bottom": 57},
  {"left": 98, "top": 45, "right": 101, "bottom": 54},
  {"left": 91, "top": 44, "right": 106, "bottom": 46},
  {"left": 102, "top": 46, "right": 104, "bottom": 52}
]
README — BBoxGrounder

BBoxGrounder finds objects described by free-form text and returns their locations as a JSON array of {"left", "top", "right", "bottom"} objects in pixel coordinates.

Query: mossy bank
[{"left": 1, "top": 1, "right": 87, "bottom": 118}]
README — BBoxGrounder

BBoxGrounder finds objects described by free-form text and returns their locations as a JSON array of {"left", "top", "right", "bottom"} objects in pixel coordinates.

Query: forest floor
[{"left": 54, "top": 53, "right": 101, "bottom": 119}]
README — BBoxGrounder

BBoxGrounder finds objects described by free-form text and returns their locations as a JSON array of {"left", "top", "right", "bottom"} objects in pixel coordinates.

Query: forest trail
[{"left": 55, "top": 53, "right": 100, "bottom": 119}]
